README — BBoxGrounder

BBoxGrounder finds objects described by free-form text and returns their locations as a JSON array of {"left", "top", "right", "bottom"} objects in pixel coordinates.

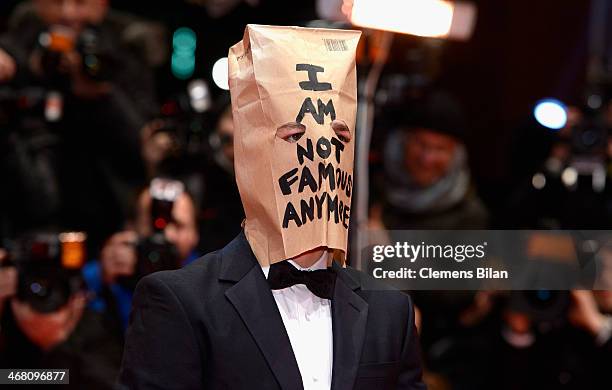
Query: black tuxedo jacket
[{"left": 118, "top": 232, "right": 426, "bottom": 390}]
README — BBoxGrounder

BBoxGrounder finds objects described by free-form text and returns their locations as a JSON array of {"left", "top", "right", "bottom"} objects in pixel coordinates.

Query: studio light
[{"left": 349, "top": 0, "right": 477, "bottom": 40}]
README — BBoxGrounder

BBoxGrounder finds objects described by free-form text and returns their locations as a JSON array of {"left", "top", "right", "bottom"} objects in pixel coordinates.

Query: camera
[
  {"left": 37, "top": 25, "right": 115, "bottom": 86},
  {"left": 509, "top": 290, "right": 571, "bottom": 325},
  {"left": 562, "top": 99, "right": 610, "bottom": 192},
  {"left": 117, "top": 179, "right": 183, "bottom": 290},
  {"left": 148, "top": 80, "right": 215, "bottom": 176},
  {"left": 536, "top": 87, "right": 611, "bottom": 194},
  {"left": 77, "top": 27, "right": 116, "bottom": 82},
  {"left": 2, "top": 232, "right": 86, "bottom": 313},
  {"left": 570, "top": 114, "right": 608, "bottom": 157}
]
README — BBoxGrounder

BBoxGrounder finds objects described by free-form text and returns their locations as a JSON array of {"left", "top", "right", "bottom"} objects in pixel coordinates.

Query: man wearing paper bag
[{"left": 119, "top": 24, "right": 425, "bottom": 390}]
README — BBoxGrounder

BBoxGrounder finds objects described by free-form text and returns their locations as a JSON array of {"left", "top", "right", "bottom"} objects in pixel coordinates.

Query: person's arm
[
  {"left": 397, "top": 294, "right": 427, "bottom": 390},
  {"left": 0, "top": 8, "right": 43, "bottom": 84},
  {"left": 0, "top": 48, "right": 16, "bottom": 83},
  {"left": 569, "top": 290, "right": 611, "bottom": 345},
  {"left": 0, "top": 26, "right": 28, "bottom": 83},
  {"left": 118, "top": 274, "right": 202, "bottom": 389},
  {"left": 0, "top": 250, "right": 17, "bottom": 319}
]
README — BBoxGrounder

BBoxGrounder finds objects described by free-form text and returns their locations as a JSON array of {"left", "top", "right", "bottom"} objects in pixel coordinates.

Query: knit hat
[{"left": 399, "top": 89, "right": 467, "bottom": 141}]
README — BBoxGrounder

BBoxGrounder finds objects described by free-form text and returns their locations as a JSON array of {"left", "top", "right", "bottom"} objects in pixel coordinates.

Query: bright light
[
  {"left": 349, "top": 0, "right": 476, "bottom": 40},
  {"left": 172, "top": 52, "right": 195, "bottom": 79},
  {"left": 534, "top": 99, "right": 567, "bottom": 130},
  {"left": 212, "top": 57, "right": 229, "bottom": 90},
  {"left": 188, "top": 80, "right": 207, "bottom": 100},
  {"left": 561, "top": 167, "right": 578, "bottom": 188},
  {"left": 352, "top": 0, "right": 452, "bottom": 37},
  {"left": 593, "top": 166, "right": 606, "bottom": 192},
  {"left": 531, "top": 173, "right": 546, "bottom": 190},
  {"left": 172, "top": 27, "right": 196, "bottom": 80},
  {"left": 173, "top": 27, "right": 196, "bottom": 53},
  {"left": 188, "top": 79, "right": 211, "bottom": 113}
]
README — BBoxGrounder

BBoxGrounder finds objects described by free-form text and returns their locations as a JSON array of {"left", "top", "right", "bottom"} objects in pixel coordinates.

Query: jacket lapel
[
  {"left": 222, "top": 233, "right": 304, "bottom": 390},
  {"left": 330, "top": 264, "right": 368, "bottom": 390}
]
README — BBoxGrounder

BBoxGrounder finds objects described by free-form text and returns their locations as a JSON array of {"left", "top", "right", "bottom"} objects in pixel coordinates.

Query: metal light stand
[{"left": 352, "top": 31, "right": 394, "bottom": 270}]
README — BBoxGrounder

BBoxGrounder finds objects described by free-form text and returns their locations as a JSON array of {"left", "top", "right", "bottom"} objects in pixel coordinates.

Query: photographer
[
  {"left": 0, "top": 0, "right": 159, "bottom": 247},
  {"left": 505, "top": 98, "right": 612, "bottom": 229},
  {"left": 83, "top": 179, "right": 200, "bottom": 335},
  {"left": 0, "top": 234, "right": 122, "bottom": 390},
  {"left": 368, "top": 90, "right": 490, "bottom": 388},
  {"left": 371, "top": 90, "right": 488, "bottom": 230},
  {"left": 0, "top": 0, "right": 156, "bottom": 112},
  {"left": 482, "top": 289, "right": 611, "bottom": 390},
  {"left": 140, "top": 96, "right": 245, "bottom": 253}
]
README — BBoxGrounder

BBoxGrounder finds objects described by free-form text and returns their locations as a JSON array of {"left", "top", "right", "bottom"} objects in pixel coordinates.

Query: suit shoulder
[{"left": 141, "top": 250, "right": 222, "bottom": 295}]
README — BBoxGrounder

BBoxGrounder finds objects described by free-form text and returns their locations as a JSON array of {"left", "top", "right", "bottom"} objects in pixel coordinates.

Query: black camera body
[
  {"left": 116, "top": 231, "right": 180, "bottom": 291},
  {"left": 4, "top": 232, "right": 86, "bottom": 313},
  {"left": 135, "top": 232, "right": 180, "bottom": 279},
  {"left": 570, "top": 114, "right": 608, "bottom": 158},
  {"left": 509, "top": 290, "right": 571, "bottom": 326},
  {"left": 77, "top": 27, "right": 116, "bottom": 82},
  {"left": 38, "top": 25, "right": 115, "bottom": 87}
]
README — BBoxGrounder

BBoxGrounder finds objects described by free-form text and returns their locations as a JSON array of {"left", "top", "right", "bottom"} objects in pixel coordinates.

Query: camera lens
[{"left": 20, "top": 270, "right": 71, "bottom": 313}]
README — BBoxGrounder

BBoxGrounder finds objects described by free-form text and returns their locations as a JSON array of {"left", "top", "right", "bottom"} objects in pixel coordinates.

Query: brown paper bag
[{"left": 228, "top": 24, "right": 361, "bottom": 266}]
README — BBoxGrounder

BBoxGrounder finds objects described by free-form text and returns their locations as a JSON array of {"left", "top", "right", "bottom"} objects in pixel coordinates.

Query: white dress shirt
[{"left": 261, "top": 253, "right": 333, "bottom": 390}]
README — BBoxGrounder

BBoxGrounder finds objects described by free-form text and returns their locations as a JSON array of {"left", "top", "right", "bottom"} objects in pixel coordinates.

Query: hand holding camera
[
  {"left": 0, "top": 248, "right": 17, "bottom": 296},
  {"left": 0, "top": 48, "right": 16, "bottom": 83},
  {"left": 31, "top": 25, "right": 113, "bottom": 98},
  {"left": 0, "top": 249, "right": 17, "bottom": 317},
  {"left": 100, "top": 230, "right": 138, "bottom": 285},
  {"left": 99, "top": 179, "right": 185, "bottom": 290}
]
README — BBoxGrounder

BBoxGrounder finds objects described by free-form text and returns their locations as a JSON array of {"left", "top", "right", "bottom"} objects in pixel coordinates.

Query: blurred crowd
[{"left": 0, "top": 1, "right": 611, "bottom": 389}]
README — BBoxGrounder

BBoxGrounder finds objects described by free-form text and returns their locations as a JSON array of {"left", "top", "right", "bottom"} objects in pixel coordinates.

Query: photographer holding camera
[
  {"left": 0, "top": 0, "right": 160, "bottom": 247},
  {"left": 0, "top": 233, "right": 122, "bottom": 389},
  {"left": 0, "top": 0, "right": 156, "bottom": 109},
  {"left": 83, "top": 179, "right": 200, "bottom": 336},
  {"left": 140, "top": 95, "right": 245, "bottom": 253},
  {"left": 505, "top": 91, "right": 612, "bottom": 229}
]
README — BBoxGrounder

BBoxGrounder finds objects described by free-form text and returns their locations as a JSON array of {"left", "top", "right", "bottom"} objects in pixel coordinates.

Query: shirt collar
[{"left": 261, "top": 250, "right": 329, "bottom": 279}]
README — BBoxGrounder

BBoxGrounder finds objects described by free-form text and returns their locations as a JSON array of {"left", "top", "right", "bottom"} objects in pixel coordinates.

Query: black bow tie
[{"left": 267, "top": 260, "right": 336, "bottom": 300}]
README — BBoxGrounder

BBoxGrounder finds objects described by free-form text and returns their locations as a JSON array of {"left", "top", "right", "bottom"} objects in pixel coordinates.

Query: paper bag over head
[{"left": 228, "top": 24, "right": 361, "bottom": 266}]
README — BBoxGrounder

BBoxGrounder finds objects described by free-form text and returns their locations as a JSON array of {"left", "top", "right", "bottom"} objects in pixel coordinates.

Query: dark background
[{"left": 0, "top": 0, "right": 594, "bottom": 208}]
